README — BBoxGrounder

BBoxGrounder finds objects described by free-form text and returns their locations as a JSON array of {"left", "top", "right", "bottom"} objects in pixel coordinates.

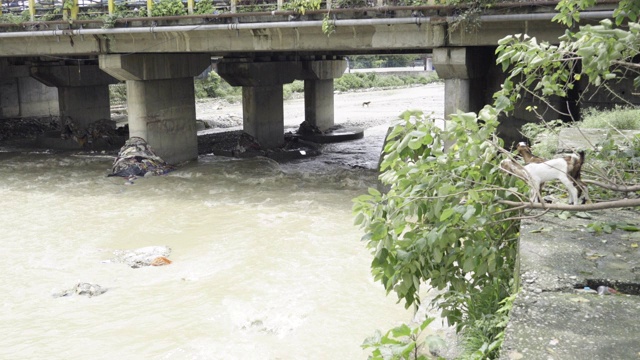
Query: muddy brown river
[{"left": 0, "top": 84, "right": 447, "bottom": 359}]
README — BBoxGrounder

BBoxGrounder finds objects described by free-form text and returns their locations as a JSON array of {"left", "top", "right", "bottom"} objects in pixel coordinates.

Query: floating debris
[
  {"left": 108, "top": 246, "right": 172, "bottom": 268},
  {"left": 108, "top": 137, "right": 175, "bottom": 177}
]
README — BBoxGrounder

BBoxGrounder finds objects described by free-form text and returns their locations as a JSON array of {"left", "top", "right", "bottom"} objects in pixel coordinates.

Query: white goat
[{"left": 501, "top": 153, "right": 582, "bottom": 205}]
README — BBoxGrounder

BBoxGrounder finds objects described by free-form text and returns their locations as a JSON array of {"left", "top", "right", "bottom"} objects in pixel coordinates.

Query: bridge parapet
[{"left": 1, "top": 0, "right": 572, "bottom": 23}]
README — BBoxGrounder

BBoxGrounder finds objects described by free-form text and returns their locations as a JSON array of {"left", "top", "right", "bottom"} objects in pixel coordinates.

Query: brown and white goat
[{"left": 501, "top": 149, "right": 585, "bottom": 205}]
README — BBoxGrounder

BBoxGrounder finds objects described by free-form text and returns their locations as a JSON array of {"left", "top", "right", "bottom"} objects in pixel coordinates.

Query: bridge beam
[
  {"left": 99, "top": 54, "right": 211, "bottom": 164},
  {"left": 30, "top": 64, "right": 118, "bottom": 131}
]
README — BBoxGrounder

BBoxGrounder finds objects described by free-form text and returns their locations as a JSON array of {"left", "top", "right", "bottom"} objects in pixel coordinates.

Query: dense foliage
[
  {"left": 348, "top": 55, "right": 425, "bottom": 69},
  {"left": 353, "top": 109, "right": 523, "bottom": 354},
  {"left": 493, "top": 1, "right": 640, "bottom": 116},
  {"left": 334, "top": 72, "right": 439, "bottom": 92},
  {"left": 151, "top": 0, "right": 187, "bottom": 16}
]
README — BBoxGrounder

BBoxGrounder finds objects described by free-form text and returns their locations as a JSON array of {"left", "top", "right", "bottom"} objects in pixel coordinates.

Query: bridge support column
[
  {"left": 300, "top": 59, "right": 347, "bottom": 131},
  {"left": 99, "top": 54, "right": 211, "bottom": 164},
  {"left": 433, "top": 47, "right": 483, "bottom": 117},
  {"left": 304, "top": 79, "right": 334, "bottom": 130},
  {"left": 217, "top": 59, "right": 298, "bottom": 149},
  {"left": 30, "top": 64, "right": 118, "bottom": 130},
  {"left": 242, "top": 85, "right": 284, "bottom": 148},
  {"left": 433, "top": 47, "right": 496, "bottom": 148}
]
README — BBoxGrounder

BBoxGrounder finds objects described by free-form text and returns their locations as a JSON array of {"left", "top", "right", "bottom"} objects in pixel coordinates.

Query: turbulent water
[
  {"left": 0, "top": 84, "right": 448, "bottom": 359},
  {"left": 0, "top": 126, "right": 416, "bottom": 360}
]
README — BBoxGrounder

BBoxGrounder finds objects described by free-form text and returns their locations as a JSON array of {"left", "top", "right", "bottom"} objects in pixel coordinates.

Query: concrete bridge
[{"left": 0, "top": 1, "right": 624, "bottom": 163}]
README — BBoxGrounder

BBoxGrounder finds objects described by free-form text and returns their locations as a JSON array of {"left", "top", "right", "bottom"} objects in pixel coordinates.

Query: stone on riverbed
[
  {"left": 53, "top": 283, "right": 108, "bottom": 298},
  {"left": 109, "top": 245, "right": 172, "bottom": 268}
]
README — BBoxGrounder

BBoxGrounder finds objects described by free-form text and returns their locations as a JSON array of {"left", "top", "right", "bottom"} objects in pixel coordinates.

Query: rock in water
[
  {"left": 53, "top": 283, "right": 108, "bottom": 298},
  {"left": 109, "top": 137, "right": 175, "bottom": 177}
]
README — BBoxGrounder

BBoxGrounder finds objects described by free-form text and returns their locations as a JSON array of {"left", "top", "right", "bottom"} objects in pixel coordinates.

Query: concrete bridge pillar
[
  {"left": 30, "top": 64, "right": 118, "bottom": 130},
  {"left": 217, "top": 59, "right": 298, "bottom": 148},
  {"left": 433, "top": 47, "right": 498, "bottom": 148},
  {"left": 432, "top": 47, "right": 489, "bottom": 117},
  {"left": 300, "top": 59, "right": 347, "bottom": 131},
  {"left": 304, "top": 79, "right": 334, "bottom": 130},
  {"left": 99, "top": 54, "right": 211, "bottom": 164},
  {"left": 217, "top": 58, "right": 347, "bottom": 147}
]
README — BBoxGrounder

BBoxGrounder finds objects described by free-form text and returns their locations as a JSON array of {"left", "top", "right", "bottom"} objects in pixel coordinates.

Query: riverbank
[
  {"left": 195, "top": 84, "right": 444, "bottom": 132},
  {"left": 501, "top": 209, "right": 640, "bottom": 359}
]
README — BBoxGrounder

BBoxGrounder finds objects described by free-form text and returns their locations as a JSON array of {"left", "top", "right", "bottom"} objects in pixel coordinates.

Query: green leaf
[
  {"left": 440, "top": 208, "right": 455, "bottom": 221},
  {"left": 620, "top": 225, "right": 640, "bottom": 232}
]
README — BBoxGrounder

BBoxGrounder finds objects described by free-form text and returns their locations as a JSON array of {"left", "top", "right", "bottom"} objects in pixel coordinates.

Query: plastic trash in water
[
  {"left": 575, "top": 286, "right": 597, "bottom": 294},
  {"left": 597, "top": 286, "right": 618, "bottom": 295}
]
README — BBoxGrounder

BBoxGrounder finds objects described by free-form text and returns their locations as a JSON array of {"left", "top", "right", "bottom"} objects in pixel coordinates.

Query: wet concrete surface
[{"left": 501, "top": 209, "right": 640, "bottom": 359}]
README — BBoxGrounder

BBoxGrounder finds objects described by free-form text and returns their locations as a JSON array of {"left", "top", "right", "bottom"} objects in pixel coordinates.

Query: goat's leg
[
  {"left": 529, "top": 180, "right": 542, "bottom": 203},
  {"left": 559, "top": 175, "right": 579, "bottom": 205}
]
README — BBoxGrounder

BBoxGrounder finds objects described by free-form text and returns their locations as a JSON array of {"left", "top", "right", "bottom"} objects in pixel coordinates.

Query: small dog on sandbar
[{"left": 362, "top": 101, "right": 371, "bottom": 107}]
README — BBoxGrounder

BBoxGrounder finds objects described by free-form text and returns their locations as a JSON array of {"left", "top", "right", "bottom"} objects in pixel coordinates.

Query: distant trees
[{"left": 348, "top": 55, "right": 426, "bottom": 69}]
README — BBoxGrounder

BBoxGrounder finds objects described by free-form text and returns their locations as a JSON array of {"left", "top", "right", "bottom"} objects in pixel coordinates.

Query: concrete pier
[
  {"left": 432, "top": 47, "right": 491, "bottom": 117},
  {"left": 217, "top": 59, "right": 298, "bottom": 148},
  {"left": 31, "top": 64, "right": 118, "bottom": 130},
  {"left": 218, "top": 58, "right": 347, "bottom": 147},
  {"left": 100, "top": 53, "right": 211, "bottom": 164},
  {"left": 300, "top": 59, "right": 347, "bottom": 131}
]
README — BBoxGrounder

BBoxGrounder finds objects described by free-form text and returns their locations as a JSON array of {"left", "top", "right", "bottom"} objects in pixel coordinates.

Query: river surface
[{"left": 0, "top": 84, "right": 445, "bottom": 359}]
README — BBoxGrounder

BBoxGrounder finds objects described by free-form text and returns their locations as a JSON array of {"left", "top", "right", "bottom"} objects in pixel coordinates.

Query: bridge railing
[{"left": 0, "top": 0, "right": 440, "bottom": 22}]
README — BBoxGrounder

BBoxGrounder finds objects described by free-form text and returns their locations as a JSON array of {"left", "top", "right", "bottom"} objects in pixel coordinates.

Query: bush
[
  {"left": 151, "top": 0, "right": 186, "bottom": 16},
  {"left": 109, "top": 83, "right": 127, "bottom": 105},
  {"left": 580, "top": 105, "right": 640, "bottom": 130},
  {"left": 354, "top": 109, "right": 522, "bottom": 357},
  {"left": 335, "top": 74, "right": 367, "bottom": 91},
  {"left": 194, "top": 71, "right": 240, "bottom": 100},
  {"left": 376, "top": 75, "right": 404, "bottom": 88}
]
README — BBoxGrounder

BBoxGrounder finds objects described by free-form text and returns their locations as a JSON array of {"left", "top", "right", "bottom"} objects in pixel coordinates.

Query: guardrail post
[
  {"left": 325, "top": 0, "right": 330, "bottom": 10},
  {"left": 108, "top": 0, "right": 114, "bottom": 15},
  {"left": 147, "top": 0, "right": 153, "bottom": 17},
  {"left": 277, "top": 0, "right": 282, "bottom": 10},
  {"left": 230, "top": 0, "right": 236, "bottom": 13},
  {"left": 71, "top": 0, "right": 79, "bottom": 20},
  {"left": 376, "top": 0, "right": 382, "bottom": 7},
  {"left": 28, "top": 0, "right": 35, "bottom": 21},
  {"left": 188, "top": 0, "right": 194, "bottom": 14}
]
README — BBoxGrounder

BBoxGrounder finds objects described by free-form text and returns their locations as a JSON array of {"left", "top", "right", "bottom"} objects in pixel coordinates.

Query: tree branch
[
  {"left": 583, "top": 179, "right": 640, "bottom": 192},
  {"left": 499, "top": 198, "right": 640, "bottom": 211}
]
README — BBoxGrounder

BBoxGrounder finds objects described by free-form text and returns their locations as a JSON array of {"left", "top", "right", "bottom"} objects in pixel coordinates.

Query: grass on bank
[{"left": 520, "top": 105, "right": 640, "bottom": 159}]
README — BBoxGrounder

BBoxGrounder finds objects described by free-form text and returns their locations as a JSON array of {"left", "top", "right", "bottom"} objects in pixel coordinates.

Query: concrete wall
[{"left": 0, "top": 76, "right": 58, "bottom": 119}]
